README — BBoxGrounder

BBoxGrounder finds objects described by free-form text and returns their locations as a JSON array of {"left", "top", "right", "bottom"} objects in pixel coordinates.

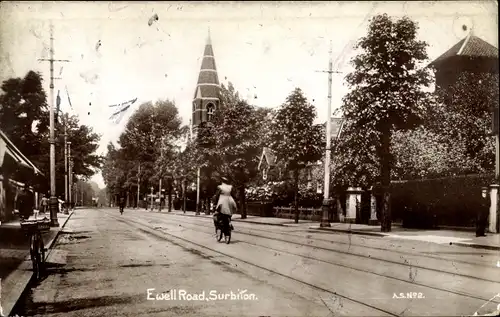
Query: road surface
[{"left": 13, "top": 208, "right": 500, "bottom": 316}]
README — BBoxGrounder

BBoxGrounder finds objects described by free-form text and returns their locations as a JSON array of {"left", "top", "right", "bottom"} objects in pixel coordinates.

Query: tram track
[
  {"left": 172, "top": 213, "right": 497, "bottom": 269},
  {"left": 132, "top": 212, "right": 500, "bottom": 305},
  {"left": 107, "top": 212, "right": 399, "bottom": 317},
  {"left": 191, "top": 215, "right": 495, "bottom": 268},
  {"left": 140, "top": 212, "right": 500, "bottom": 284}
]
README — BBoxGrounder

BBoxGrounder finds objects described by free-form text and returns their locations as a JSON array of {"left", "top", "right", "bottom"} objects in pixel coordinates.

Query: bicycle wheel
[
  {"left": 29, "top": 234, "right": 36, "bottom": 262},
  {"left": 30, "top": 235, "right": 41, "bottom": 281},
  {"left": 38, "top": 232, "right": 46, "bottom": 273}
]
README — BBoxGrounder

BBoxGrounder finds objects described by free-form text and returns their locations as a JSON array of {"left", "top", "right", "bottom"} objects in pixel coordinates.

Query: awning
[{"left": 0, "top": 129, "right": 44, "bottom": 176}]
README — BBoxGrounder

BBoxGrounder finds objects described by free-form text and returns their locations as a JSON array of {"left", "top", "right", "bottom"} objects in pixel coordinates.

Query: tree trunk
[
  {"left": 239, "top": 185, "right": 247, "bottom": 219},
  {"left": 294, "top": 168, "right": 299, "bottom": 224},
  {"left": 380, "top": 128, "right": 392, "bottom": 232}
]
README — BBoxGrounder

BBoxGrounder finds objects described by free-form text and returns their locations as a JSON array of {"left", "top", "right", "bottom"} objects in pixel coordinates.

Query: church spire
[{"left": 192, "top": 28, "right": 221, "bottom": 127}]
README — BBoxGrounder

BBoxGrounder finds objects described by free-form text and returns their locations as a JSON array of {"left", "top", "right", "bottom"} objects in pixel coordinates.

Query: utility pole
[
  {"left": 316, "top": 41, "right": 342, "bottom": 228},
  {"left": 38, "top": 22, "right": 70, "bottom": 227},
  {"left": 150, "top": 186, "right": 154, "bottom": 210},
  {"left": 137, "top": 163, "right": 141, "bottom": 208},
  {"left": 159, "top": 178, "right": 162, "bottom": 212},
  {"left": 64, "top": 114, "right": 69, "bottom": 214},
  {"left": 196, "top": 168, "right": 201, "bottom": 215},
  {"left": 188, "top": 118, "right": 201, "bottom": 215},
  {"left": 159, "top": 137, "right": 164, "bottom": 212},
  {"left": 68, "top": 143, "right": 72, "bottom": 213}
]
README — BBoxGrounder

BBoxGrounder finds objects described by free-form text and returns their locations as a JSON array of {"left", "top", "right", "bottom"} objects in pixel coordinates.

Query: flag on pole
[
  {"left": 108, "top": 97, "right": 138, "bottom": 108},
  {"left": 65, "top": 85, "right": 73, "bottom": 109},
  {"left": 108, "top": 98, "right": 138, "bottom": 124}
]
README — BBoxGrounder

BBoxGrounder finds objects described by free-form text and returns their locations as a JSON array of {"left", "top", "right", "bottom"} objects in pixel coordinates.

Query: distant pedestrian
[
  {"left": 40, "top": 194, "right": 48, "bottom": 214},
  {"left": 477, "top": 187, "right": 489, "bottom": 237}
]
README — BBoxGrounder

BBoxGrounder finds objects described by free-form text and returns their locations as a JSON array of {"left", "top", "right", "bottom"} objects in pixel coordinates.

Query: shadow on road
[{"left": 16, "top": 292, "right": 146, "bottom": 315}]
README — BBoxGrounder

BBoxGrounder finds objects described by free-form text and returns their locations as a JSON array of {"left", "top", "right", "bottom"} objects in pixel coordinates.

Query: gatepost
[
  {"left": 489, "top": 184, "right": 499, "bottom": 233},
  {"left": 345, "top": 187, "right": 362, "bottom": 223}
]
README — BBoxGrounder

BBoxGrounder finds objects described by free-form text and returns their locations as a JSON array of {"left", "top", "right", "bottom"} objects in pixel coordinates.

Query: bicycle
[
  {"left": 20, "top": 217, "right": 50, "bottom": 281},
  {"left": 214, "top": 213, "right": 232, "bottom": 244}
]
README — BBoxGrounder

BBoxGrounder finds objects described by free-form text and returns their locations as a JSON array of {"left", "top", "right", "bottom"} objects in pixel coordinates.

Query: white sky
[{"left": 0, "top": 1, "right": 497, "bottom": 188}]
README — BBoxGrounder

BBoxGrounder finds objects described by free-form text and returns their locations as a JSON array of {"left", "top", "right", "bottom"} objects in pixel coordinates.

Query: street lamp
[
  {"left": 65, "top": 141, "right": 72, "bottom": 214},
  {"left": 64, "top": 122, "right": 69, "bottom": 214},
  {"left": 150, "top": 186, "right": 154, "bottom": 210}
]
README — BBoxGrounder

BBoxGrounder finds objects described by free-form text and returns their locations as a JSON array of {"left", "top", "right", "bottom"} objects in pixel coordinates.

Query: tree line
[
  {"left": 101, "top": 81, "right": 325, "bottom": 221},
  {"left": 0, "top": 70, "right": 103, "bottom": 199},
  {"left": 102, "top": 14, "right": 497, "bottom": 231}
]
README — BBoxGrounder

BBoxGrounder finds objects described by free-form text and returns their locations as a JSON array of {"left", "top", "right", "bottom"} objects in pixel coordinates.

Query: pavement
[
  {"left": 11, "top": 207, "right": 500, "bottom": 316},
  {"left": 143, "top": 208, "right": 500, "bottom": 252},
  {"left": 0, "top": 209, "right": 74, "bottom": 316}
]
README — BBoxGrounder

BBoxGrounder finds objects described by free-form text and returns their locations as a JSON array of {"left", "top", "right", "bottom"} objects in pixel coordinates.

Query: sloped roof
[
  {"left": 0, "top": 129, "right": 43, "bottom": 175},
  {"left": 193, "top": 30, "right": 220, "bottom": 100},
  {"left": 430, "top": 34, "right": 498, "bottom": 67},
  {"left": 197, "top": 71, "right": 219, "bottom": 85},
  {"left": 193, "top": 85, "right": 221, "bottom": 100},
  {"left": 257, "top": 147, "right": 277, "bottom": 171}
]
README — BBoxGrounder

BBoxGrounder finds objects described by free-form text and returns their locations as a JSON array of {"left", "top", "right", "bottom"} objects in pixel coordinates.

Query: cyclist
[
  {"left": 213, "top": 176, "right": 236, "bottom": 231},
  {"left": 118, "top": 196, "right": 125, "bottom": 214}
]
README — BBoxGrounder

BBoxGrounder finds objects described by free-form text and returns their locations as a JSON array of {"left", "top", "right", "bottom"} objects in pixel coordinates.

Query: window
[{"left": 207, "top": 103, "right": 215, "bottom": 121}]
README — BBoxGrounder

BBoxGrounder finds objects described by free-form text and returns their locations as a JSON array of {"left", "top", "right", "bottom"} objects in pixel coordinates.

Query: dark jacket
[{"left": 17, "top": 189, "right": 34, "bottom": 218}]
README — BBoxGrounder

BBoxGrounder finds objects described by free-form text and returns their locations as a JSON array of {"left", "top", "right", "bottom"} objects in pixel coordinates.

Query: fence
[
  {"left": 273, "top": 206, "right": 322, "bottom": 221},
  {"left": 391, "top": 173, "right": 495, "bottom": 228}
]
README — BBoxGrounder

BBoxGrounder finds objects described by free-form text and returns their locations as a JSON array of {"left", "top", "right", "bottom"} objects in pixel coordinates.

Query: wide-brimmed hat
[{"left": 221, "top": 176, "right": 229, "bottom": 183}]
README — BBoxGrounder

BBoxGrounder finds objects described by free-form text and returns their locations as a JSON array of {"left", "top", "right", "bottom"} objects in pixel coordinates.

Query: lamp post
[
  {"left": 137, "top": 163, "right": 141, "bottom": 208},
  {"left": 150, "top": 186, "right": 154, "bottom": 210},
  {"left": 64, "top": 118, "right": 69, "bottom": 214},
  {"left": 65, "top": 141, "right": 72, "bottom": 214},
  {"left": 195, "top": 167, "right": 201, "bottom": 215}
]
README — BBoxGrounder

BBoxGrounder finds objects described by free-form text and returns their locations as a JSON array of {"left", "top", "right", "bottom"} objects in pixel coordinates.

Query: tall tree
[
  {"left": 0, "top": 71, "right": 102, "bottom": 194},
  {"left": 0, "top": 71, "right": 49, "bottom": 167},
  {"left": 431, "top": 72, "right": 498, "bottom": 174},
  {"left": 391, "top": 72, "right": 497, "bottom": 180},
  {"left": 211, "top": 100, "right": 267, "bottom": 218},
  {"left": 340, "top": 14, "right": 434, "bottom": 232},
  {"left": 268, "top": 88, "right": 324, "bottom": 223},
  {"left": 104, "top": 99, "right": 184, "bottom": 205}
]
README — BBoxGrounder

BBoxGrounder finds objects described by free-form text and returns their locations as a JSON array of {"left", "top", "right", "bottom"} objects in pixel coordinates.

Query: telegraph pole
[
  {"left": 150, "top": 186, "right": 154, "bottom": 210},
  {"left": 64, "top": 114, "right": 69, "bottom": 214},
  {"left": 196, "top": 168, "right": 201, "bottom": 215},
  {"left": 68, "top": 142, "right": 72, "bottom": 213},
  {"left": 159, "top": 137, "right": 164, "bottom": 212},
  {"left": 137, "top": 163, "right": 141, "bottom": 208},
  {"left": 190, "top": 119, "right": 201, "bottom": 216},
  {"left": 316, "top": 41, "right": 342, "bottom": 228},
  {"left": 38, "top": 22, "right": 70, "bottom": 227}
]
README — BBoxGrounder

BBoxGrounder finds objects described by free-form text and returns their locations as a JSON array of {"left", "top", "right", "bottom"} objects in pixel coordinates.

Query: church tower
[{"left": 192, "top": 29, "right": 221, "bottom": 127}]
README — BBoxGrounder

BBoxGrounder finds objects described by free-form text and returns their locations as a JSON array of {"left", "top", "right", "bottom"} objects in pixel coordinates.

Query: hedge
[{"left": 390, "top": 173, "right": 495, "bottom": 228}]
